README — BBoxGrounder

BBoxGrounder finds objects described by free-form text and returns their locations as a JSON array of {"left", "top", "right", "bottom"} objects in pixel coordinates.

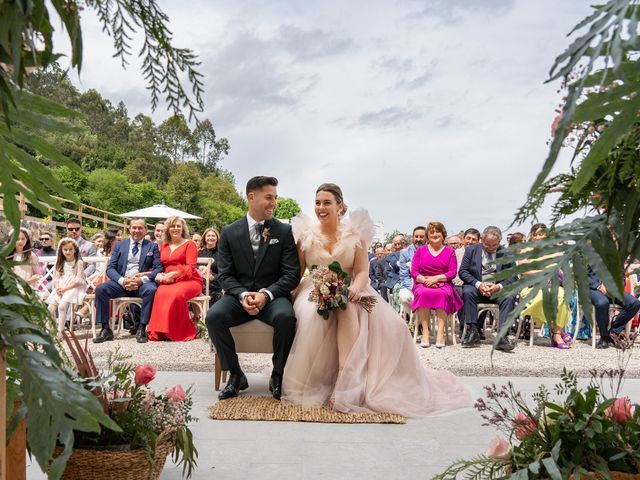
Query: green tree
[
  {"left": 158, "top": 114, "right": 198, "bottom": 165},
  {"left": 52, "top": 166, "right": 88, "bottom": 198},
  {"left": 193, "top": 118, "right": 230, "bottom": 172},
  {"left": 274, "top": 197, "right": 301, "bottom": 220},
  {"left": 198, "top": 173, "right": 247, "bottom": 229},
  {"left": 166, "top": 162, "right": 203, "bottom": 216}
]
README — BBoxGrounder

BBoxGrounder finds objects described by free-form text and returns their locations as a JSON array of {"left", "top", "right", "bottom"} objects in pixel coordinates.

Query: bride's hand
[{"left": 348, "top": 287, "right": 363, "bottom": 303}]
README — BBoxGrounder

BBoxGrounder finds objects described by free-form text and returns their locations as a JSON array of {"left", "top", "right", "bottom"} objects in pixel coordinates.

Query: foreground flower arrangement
[
  {"left": 61, "top": 332, "right": 198, "bottom": 478},
  {"left": 435, "top": 334, "right": 640, "bottom": 479}
]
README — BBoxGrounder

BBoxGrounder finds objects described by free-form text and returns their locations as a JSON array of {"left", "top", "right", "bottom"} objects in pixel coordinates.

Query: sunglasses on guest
[
  {"left": 40, "top": 237, "right": 52, "bottom": 241},
  {"left": 67, "top": 227, "right": 81, "bottom": 232}
]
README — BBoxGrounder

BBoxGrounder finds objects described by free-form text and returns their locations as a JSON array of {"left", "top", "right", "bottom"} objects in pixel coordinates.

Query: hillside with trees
[{"left": 26, "top": 65, "right": 247, "bottom": 231}]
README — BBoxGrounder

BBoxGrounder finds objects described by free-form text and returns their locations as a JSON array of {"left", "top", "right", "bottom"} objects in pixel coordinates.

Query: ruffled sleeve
[
  {"left": 291, "top": 213, "right": 317, "bottom": 252},
  {"left": 343, "top": 209, "right": 375, "bottom": 247}
]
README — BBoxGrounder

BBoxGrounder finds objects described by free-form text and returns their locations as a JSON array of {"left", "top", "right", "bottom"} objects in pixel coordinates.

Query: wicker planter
[
  {"left": 505, "top": 466, "right": 640, "bottom": 480},
  {"left": 54, "top": 436, "right": 174, "bottom": 480}
]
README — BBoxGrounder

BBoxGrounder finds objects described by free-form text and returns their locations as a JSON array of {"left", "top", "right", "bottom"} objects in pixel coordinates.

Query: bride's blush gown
[{"left": 282, "top": 210, "right": 472, "bottom": 417}]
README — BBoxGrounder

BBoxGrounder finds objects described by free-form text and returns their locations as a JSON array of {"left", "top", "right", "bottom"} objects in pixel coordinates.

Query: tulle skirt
[{"left": 282, "top": 278, "right": 472, "bottom": 417}]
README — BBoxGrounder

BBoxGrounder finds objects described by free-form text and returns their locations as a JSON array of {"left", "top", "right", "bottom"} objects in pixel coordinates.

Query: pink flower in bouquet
[
  {"left": 606, "top": 397, "right": 632, "bottom": 424},
  {"left": 485, "top": 436, "right": 512, "bottom": 460},
  {"left": 512, "top": 412, "right": 538, "bottom": 440},
  {"left": 165, "top": 384, "right": 187, "bottom": 402},
  {"left": 134, "top": 364, "right": 156, "bottom": 385}
]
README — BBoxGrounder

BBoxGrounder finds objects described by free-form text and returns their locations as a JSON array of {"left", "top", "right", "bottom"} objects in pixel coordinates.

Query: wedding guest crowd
[{"left": 5, "top": 211, "right": 639, "bottom": 350}]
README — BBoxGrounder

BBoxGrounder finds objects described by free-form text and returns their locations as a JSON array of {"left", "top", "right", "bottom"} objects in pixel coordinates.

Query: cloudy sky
[{"left": 61, "top": 0, "right": 593, "bottom": 236}]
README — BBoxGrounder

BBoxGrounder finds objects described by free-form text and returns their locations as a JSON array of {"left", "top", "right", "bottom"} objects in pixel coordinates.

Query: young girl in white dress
[{"left": 46, "top": 238, "right": 87, "bottom": 335}]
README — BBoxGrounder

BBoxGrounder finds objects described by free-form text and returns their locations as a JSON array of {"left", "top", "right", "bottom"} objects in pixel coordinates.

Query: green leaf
[{"left": 542, "top": 457, "right": 562, "bottom": 480}]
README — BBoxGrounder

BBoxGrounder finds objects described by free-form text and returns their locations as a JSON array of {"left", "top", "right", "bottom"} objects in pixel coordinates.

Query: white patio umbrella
[{"left": 120, "top": 201, "right": 202, "bottom": 220}]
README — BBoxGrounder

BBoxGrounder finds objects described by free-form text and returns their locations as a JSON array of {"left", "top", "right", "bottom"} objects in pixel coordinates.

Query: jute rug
[{"left": 209, "top": 396, "right": 406, "bottom": 424}]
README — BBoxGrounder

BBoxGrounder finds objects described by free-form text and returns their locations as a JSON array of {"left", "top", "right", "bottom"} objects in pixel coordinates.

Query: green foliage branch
[{"left": 492, "top": 0, "right": 640, "bottom": 351}]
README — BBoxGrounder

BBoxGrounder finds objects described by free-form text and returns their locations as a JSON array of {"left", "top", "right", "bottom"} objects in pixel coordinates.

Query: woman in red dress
[{"left": 148, "top": 216, "right": 203, "bottom": 341}]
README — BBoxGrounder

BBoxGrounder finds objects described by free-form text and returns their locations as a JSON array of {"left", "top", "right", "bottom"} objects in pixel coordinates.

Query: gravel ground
[{"left": 69, "top": 328, "right": 640, "bottom": 378}]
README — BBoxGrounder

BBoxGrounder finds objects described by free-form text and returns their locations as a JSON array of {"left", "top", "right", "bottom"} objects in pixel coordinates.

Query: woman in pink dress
[
  {"left": 147, "top": 216, "right": 203, "bottom": 341},
  {"left": 282, "top": 183, "right": 471, "bottom": 417},
  {"left": 411, "top": 222, "right": 463, "bottom": 349}
]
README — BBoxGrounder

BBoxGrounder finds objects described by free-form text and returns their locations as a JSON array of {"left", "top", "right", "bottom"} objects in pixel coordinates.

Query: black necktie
[{"left": 132, "top": 242, "right": 139, "bottom": 256}]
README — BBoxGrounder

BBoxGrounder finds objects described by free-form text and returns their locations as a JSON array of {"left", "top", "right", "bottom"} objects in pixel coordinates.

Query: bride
[{"left": 282, "top": 183, "right": 471, "bottom": 417}]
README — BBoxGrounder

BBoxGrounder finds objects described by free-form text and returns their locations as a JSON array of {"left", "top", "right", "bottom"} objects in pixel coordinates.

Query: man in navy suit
[
  {"left": 93, "top": 218, "right": 163, "bottom": 344},
  {"left": 587, "top": 267, "right": 640, "bottom": 349},
  {"left": 459, "top": 226, "right": 517, "bottom": 351}
]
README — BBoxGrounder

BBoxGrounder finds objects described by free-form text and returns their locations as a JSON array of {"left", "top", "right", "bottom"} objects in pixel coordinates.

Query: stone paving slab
[{"left": 27, "top": 372, "right": 640, "bottom": 480}]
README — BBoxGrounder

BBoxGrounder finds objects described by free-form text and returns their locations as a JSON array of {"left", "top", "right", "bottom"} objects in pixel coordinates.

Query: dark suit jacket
[
  {"left": 217, "top": 216, "right": 300, "bottom": 300},
  {"left": 459, "top": 243, "right": 516, "bottom": 287},
  {"left": 382, "top": 251, "right": 401, "bottom": 289},
  {"left": 587, "top": 265, "right": 625, "bottom": 291},
  {"left": 106, "top": 238, "right": 162, "bottom": 283}
]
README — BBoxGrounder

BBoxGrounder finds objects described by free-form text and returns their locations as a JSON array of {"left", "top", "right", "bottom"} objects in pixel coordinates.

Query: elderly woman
[
  {"left": 411, "top": 222, "right": 463, "bottom": 348},
  {"left": 147, "top": 216, "right": 203, "bottom": 341},
  {"left": 519, "top": 223, "right": 571, "bottom": 349}
]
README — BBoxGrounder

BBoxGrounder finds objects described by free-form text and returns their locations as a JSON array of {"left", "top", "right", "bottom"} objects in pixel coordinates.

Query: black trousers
[
  {"left": 462, "top": 285, "right": 516, "bottom": 330},
  {"left": 205, "top": 294, "right": 296, "bottom": 378},
  {"left": 590, "top": 289, "right": 640, "bottom": 337}
]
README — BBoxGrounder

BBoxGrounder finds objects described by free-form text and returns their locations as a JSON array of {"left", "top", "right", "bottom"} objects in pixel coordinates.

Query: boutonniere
[{"left": 262, "top": 226, "right": 270, "bottom": 243}]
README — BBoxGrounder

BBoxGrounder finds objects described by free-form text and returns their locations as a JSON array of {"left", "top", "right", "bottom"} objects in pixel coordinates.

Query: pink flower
[
  {"left": 551, "top": 111, "right": 564, "bottom": 137},
  {"left": 606, "top": 397, "right": 633, "bottom": 424},
  {"left": 485, "top": 436, "right": 512, "bottom": 460},
  {"left": 165, "top": 384, "right": 187, "bottom": 402},
  {"left": 512, "top": 412, "right": 538, "bottom": 440},
  {"left": 134, "top": 364, "right": 156, "bottom": 385}
]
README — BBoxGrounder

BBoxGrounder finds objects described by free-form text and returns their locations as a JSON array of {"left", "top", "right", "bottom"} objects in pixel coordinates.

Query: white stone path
[{"left": 27, "top": 373, "right": 640, "bottom": 480}]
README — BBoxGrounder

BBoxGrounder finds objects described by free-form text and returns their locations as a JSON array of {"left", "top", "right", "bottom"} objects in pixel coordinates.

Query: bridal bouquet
[
  {"left": 434, "top": 334, "right": 640, "bottom": 480},
  {"left": 308, "top": 261, "right": 377, "bottom": 319}
]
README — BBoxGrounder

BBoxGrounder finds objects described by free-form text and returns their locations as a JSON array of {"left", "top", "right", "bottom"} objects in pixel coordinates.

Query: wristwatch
[{"left": 260, "top": 291, "right": 271, "bottom": 303}]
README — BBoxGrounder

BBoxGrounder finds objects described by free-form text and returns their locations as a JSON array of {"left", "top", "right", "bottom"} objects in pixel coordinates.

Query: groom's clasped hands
[{"left": 241, "top": 290, "right": 269, "bottom": 316}]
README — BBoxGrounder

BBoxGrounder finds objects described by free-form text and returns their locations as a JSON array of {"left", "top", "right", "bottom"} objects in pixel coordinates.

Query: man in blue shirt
[{"left": 398, "top": 226, "right": 427, "bottom": 318}]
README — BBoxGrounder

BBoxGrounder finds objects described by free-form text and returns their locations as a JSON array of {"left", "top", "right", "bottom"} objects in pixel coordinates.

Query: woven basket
[
  {"left": 54, "top": 434, "right": 174, "bottom": 480},
  {"left": 505, "top": 466, "right": 640, "bottom": 480}
]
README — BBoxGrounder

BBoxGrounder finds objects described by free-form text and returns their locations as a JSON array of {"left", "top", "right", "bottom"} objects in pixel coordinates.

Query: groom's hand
[{"left": 242, "top": 293, "right": 261, "bottom": 316}]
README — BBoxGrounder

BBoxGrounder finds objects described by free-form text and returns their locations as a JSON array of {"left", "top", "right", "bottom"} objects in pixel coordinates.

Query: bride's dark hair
[{"left": 316, "top": 183, "right": 348, "bottom": 216}]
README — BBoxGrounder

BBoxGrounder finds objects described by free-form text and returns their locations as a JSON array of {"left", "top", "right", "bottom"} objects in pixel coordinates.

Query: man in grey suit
[
  {"left": 206, "top": 176, "right": 301, "bottom": 401},
  {"left": 459, "top": 226, "right": 517, "bottom": 351}
]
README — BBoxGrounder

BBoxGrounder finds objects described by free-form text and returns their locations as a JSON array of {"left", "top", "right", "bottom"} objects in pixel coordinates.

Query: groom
[{"left": 206, "top": 176, "right": 301, "bottom": 400}]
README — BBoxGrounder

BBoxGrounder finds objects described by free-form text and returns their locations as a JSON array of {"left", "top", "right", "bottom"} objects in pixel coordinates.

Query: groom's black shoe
[
  {"left": 218, "top": 373, "right": 249, "bottom": 400},
  {"left": 269, "top": 375, "right": 282, "bottom": 400}
]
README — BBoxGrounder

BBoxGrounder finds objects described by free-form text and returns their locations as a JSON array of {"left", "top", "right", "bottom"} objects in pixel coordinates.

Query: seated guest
[
  {"left": 153, "top": 222, "right": 165, "bottom": 244},
  {"left": 191, "top": 232, "right": 202, "bottom": 245},
  {"left": 445, "top": 236, "right": 462, "bottom": 250},
  {"left": 459, "top": 226, "right": 517, "bottom": 351},
  {"left": 147, "top": 216, "right": 203, "bottom": 341},
  {"left": 37, "top": 231, "right": 57, "bottom": 291},
  {"left": 588, "top": 265, "right": 640, "bottom": 349},
  {"left": 77, "top": 228, "right": 119, "bottom": 321},
  {"left": 198, "top": 227, "right": 222, "bottom": 305},
  {"left": 411, "top": 222, "right": 462, "bottom": 348},
  {"left": 463, "top": 228, "right": 481, "bottom": 247},
  {"left": 9, "top": 228, "right": 42, "bottom": 293},
  {"left": 398, "top": 226, "right": 427, "bottom": 316},
  {"left": 381, "top": 235, "right": 404, "bottom": 304},
  {"left": 368, "top": 246, "right": 385, "bottom": 292},
  {"left": 91, "top": 233, "right": 105, "bottom": 255},
  {"left": 37, "top": 231, "right": 57, "bottom": 256},
  {"left": 93, "top": 218, "right": 162, "bottom": 343},
  {"left": 65, "top": 217, "right": 97, "bottom": 276},
  {"left": 508, "top": 232, "right": 526, "bottom": 246},
  {"left": 518, "top": 223, "right": 571, "bottom": 349}
]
